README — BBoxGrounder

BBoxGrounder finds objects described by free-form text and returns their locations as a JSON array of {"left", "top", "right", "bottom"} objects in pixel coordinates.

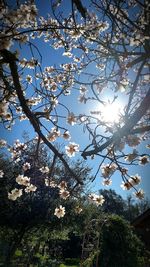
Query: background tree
[
  {"left": 99, "top": 189, "right": 127, "bottom": 217},
  {"left": 0, "top": 145, "right": 149, "bottom": 265},
  {"left": 80, "top": 213, "right": 147, "bottom": 267},
  {"left": 0, "top": 140, "right": 92, "bottom": 265},
  {"left": 98, "top": 214, "right": 146, "bottom": 267},
  {"left": 99, "top": 189, "right": 150, "bottom": 221}
]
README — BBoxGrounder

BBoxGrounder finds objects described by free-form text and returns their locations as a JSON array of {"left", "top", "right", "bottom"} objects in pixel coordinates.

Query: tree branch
[
  {"left": 1, "top": 49, "right": 83, "bottom": 185},
  {"left": 82, "top": 88, "right": 150, "bottom": 158}
]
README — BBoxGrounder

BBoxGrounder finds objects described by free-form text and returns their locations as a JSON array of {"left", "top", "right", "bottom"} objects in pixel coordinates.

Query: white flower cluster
[
  {"left": 126, "top": 135, "right": 141, "bottom": 147},
  {"left": 96, "top": 64, "right": 105, "bottom": 71},
  {"left": 0, "top": 3, "right": 38, "bottom": 49},
  {"left": 120, "top": 174, "right": 145, "bottom": 199},
  {"left": 16, "top": 174, "right": 37, "bottom": 193},
  {"left": 8, "top": 188, "right": 23, "bottom": 201},
  {"left": 88, "top": 193, "right": 105, "bottom": 206},
  {"left": 23, "top": 162, "right": 31, "bottom": 171},
  {"left": 67, "top": 112, "right": 77, "bottom": 126},
  {"left": 9, "top": 140, "right": 27, "bottom": 162},
  {"left": 61, "top": 63, "right": 77, "bottom": 73},
  {"left": 16, "top": 174, "right": 30, "bottom": 186},
  {"left": 8, "top": 172, "right": 37, "bottom": 201},
  {"left": 102, "top": 178, "right": 112, "bottom": 186},
  {"left": 63, "top": 51, "right": 73, "bottom": 58},
  {"left": 25, "top": 184, "right": 37, "bottom": 193},
  {"left": 44, "top": 179, "right": 70, "bottom": 218},
  {"left": 0, "top": 101, "right": 10, "bottom": 120},
  {"left": 58, "top": 181, "right": 70, "bottom": 200},
  {"left": 67, "top": 14, "right": 109, "bottom": 41},
  {"left": 47, "top": 128, "right": 60, "bottom": 142},
  {"left": 45, "top": 178, "right": 70, "bottom": 200},
  {"left": 0, "top": 139, "right": 7, "bottom": 148},
  {"left": 45, "top": 178, "right": 57, "bottom": 188},
  {"left": 44, "top": 66, "right": 55, "bottom": 73},
  {"left": 125, "top": 149, "right": 138, "bottom": 162},
  {"left": 121, "top": 174, "right": 141, "bottom": 191},
  {"left": 50, "top": 96, "right": 58, "bottom": 107},
  {"left": 116, "top": 135, "right": 141, "bottom": 153},
  {"left": 40, "top": 166, "right": 49, "bottom": 174},
  {"left": 119, "top": 78, "right": 129, "bottom": 92},
  {"left": 78, "top": 85, "right": 88, "bottom": 104},
  {"left": 130, "top": 36, "right": 144, "bottom": 47},
  {"left": 65, "top": 142, "right": 79, "bottom": 157},
  {"left": 26, "top": 97, "right": 41, "bottom": 107},
  {"left": 134, "top": 189, "right": 145, "bottom": 200},
  {"left": 19, "top": 114, "right": 28, "bottom": 121},
  {"left": 41, "top": 75, "right": 57, "bottom": 91},
  {"left": 19, "top": 58, "right": 38, "bottom": 69},
  {"left": 101, "top": 163, "right": 117, "bottom": 178}
]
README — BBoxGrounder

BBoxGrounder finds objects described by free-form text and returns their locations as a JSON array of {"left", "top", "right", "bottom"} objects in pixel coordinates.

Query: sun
[{"left": 100, "top": 101, "right": 122, "bottom": 124}]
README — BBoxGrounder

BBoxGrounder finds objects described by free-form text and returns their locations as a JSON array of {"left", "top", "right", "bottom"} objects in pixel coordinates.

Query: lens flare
[{"left": 101, "top": 102, "right": 122, "bottom": 123}]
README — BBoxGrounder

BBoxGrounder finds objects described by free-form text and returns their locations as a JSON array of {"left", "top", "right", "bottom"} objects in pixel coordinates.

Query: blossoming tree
[{"left": 0, "top": 0, "right": 150, "bottom": 215}]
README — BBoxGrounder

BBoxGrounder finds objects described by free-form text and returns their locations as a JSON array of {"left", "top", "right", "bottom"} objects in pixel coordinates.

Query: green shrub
[
  {"left": 98, "top": 215, "right": 145, "bottom": 267},
  {"left": 65, "top": 258, "right": 80, "bottom": 265}
]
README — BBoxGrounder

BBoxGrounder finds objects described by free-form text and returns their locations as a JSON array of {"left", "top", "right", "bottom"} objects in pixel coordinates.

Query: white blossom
[
  {"left": 126, "top": 135, "right": 141, "bottom": 147},
  {"left": 47, "top": 128, "right": 60, "bottom": 142},
  {"left": 40, "top": 166, "right": 49, "bottom": 174},
  {"left": 67, "top": 112, "right": 77, "bottom": 126},
  {"left": 88, "top": 193, "right": 105, "bottom": 206},
  {"left": 26, "top": 75, "right": 32, "bottom": 84},
  {"left": 124, "top": 149, "right": 138, "bottom": 162},
  {"left": 45, "top": 178, "right": 57, "bottom": 188},
  {"left": 0, "top": 101, "right": 9, "bottom": 116},
  {"left": 0, "top": 170, "right": 4, "bottom": 178},
  {"left": 62, "top": 131, "right": 71, "bottom": 140},
  {"left": 139, "top": 155, "right": 149, "bottom": 165},
  {"left": 59, "top": 189, "right": 70, "bottom": 200},
  {"left": 23, "top": 162, "right": 31, "bottom": 171},
  {"left": 16, "top": 174, "right": 30, "bottom": 186},
  {"left": 134, "top": 189, "right": 145, "bottom": 199},
  {"left": 101, "top": 163, "right": 117, "bottom": 178},
  {"left": 65, "top": 142, "right": 79, "bottom": 157},
  {"left": 54, "top": 205, "right": 65, "bottom": 218},
  {"left": 129, "top": 174, "right": 141, "bottom": 186},
  {"left": 75, "top": 206, "right": 83, "bottom": 214},
  {"left": 58, "top": 181, "right": 67, "bottom": 189},
  {"left": 25, "top": 184, "right": 37, "bottom": 193},
  {"left": 0, "top": 139, "right": 7, "bottom": 147},
  {"left": 102, "top": 178, "right": 112, "bottom": 186},
  {"left": 8, "top": 188, "right": 23, "bottom": 201},
  {"left": 120, "top": 181, "right": 132, "bottom": 190}
]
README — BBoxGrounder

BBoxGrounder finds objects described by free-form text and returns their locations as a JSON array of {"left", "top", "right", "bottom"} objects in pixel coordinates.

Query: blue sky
[{"left": 1, "top": 0, "right": 150, "bottom": 201}]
